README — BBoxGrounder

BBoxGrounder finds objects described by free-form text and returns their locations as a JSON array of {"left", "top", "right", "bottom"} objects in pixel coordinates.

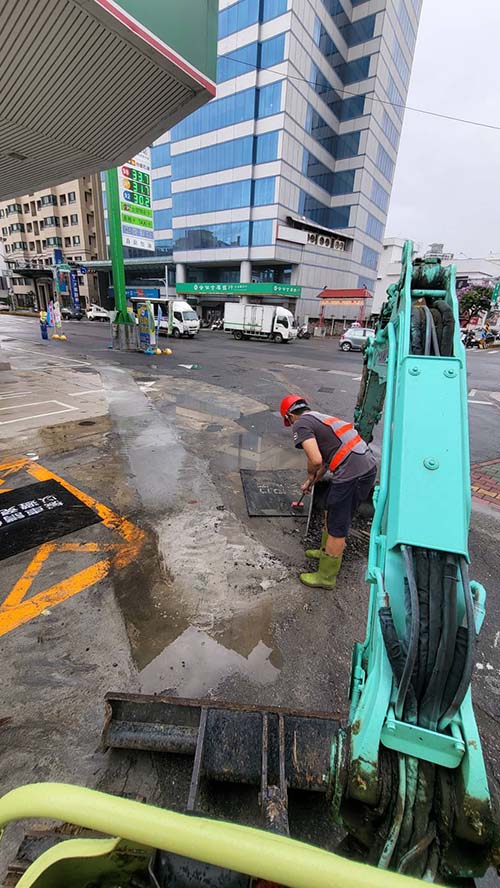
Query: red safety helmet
[{"left": 280, "top": 394, "right": 309, "bottom": 426}]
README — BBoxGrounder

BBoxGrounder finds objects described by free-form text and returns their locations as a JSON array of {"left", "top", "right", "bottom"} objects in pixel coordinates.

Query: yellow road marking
[{"left": 0, "top": 459, "right": 145, "bottom": 637}]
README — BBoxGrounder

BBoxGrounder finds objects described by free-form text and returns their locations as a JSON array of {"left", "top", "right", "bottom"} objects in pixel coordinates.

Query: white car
[{"left": 86, "top": 304, "right": 110, "bottom": 321}]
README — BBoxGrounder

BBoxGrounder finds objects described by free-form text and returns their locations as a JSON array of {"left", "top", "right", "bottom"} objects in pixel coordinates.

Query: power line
[{"left": 219, "top": 54, "right": 500, "bottom": 133}]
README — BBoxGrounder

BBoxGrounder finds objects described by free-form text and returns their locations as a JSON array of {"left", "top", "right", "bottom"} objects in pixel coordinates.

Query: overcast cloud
[{"left": 386, "top": 0, "right": 500, "bottom": 258}]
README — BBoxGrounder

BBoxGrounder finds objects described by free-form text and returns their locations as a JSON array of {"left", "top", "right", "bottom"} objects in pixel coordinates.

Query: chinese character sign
[
  {"left": 0, "top": 494, "right": 63, "bottom": 526},
  {"left": 119, "top": 149, "right": 154, "bottom": 252}
]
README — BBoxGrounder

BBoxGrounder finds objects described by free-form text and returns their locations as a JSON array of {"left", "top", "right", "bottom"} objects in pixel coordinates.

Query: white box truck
[{"left": 224, "top": 304, "right": 297, "bottom": 343}]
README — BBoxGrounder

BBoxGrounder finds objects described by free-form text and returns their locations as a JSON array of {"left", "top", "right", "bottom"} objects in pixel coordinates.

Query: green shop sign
[{"left": 176, "top": 283, "right": 302, "bottom": 297}]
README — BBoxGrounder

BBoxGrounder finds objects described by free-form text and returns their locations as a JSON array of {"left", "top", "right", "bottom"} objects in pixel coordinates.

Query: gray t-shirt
[{"left": 292, "top": 411, "right": 376, "bottom": 483}]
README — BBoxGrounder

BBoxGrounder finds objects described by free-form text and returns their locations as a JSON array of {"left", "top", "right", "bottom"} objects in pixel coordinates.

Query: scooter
[{"left": 297, "top": 324, "right": 310, "bottom": 340}]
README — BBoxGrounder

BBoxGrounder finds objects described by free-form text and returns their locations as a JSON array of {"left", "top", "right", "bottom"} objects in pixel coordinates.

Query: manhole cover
[
  {"left": 78, "top": 420, "right": 96, "bottom": 427},
  {"left": 240, "top": 469, "right": 307, "bottom": 517},
  {"left": 0, "top": 480, "right": 100, "bottom": 560}
]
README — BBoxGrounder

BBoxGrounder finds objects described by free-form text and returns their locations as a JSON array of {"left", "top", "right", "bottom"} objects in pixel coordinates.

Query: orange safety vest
[{"left": 307, "top": 411, "right": 368, "bottom": 473}]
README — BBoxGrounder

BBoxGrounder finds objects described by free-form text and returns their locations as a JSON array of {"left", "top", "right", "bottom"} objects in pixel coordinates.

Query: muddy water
[{"left": 108, "top": 375, "right": 301, "bottom": 699}]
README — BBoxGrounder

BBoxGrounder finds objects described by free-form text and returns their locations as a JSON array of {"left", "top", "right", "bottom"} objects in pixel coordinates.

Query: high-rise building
[
  {"left": 149, "top": 0, "right": 422, "bottom": 321},
  {"left": 0, "top": 175, "right": 106, "bottom": 312}
]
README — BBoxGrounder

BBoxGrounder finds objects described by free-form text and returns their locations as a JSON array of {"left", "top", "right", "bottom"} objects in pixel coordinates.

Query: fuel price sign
[{"left": 118, "top": 148, "right": 154, "bottom": 251}]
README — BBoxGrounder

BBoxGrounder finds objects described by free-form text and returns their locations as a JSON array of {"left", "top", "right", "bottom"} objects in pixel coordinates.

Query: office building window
[
  {"left": 68, "top": 191, "right": 76, "bottom": 203},
  {"left": 172, "top": 87, "right": 256, "bottom": 140},
  {"left": 337, "top": 131, "right": 361, "bottom": 158},
  {"left": 322, "top": 0, "right": 345, "bottom": 14},
  {"left": 341, "top": 95, "right": 366, "bottom": 120},
  {"left": 152, "top": 177, "right": 172, "bottom": 200},
  {"left": 165, "top": 132, "right": 278, "bottom": 180},
  {"left": 154, "top": 209, "right": 173, "bottom": 230},
  {"left": 250, "top": 219, "right": 274, "bottom": 245},
  {"left": 253, "top": 177, "right": 275, "bottom": 205},
  {"left": 257, "top": 81, "right": 282, "bottom": 117},
  {"left": 218, "top": 0, "right": 286, "bottom": 38},
  {"left": 341, "top": 14, "right": 376, "bottom": 47},
  {"left": 40, "top": 194, "right": 57, "bottom": 207},
  {"left": 70, "top": 213, "right": 78, "bottom": 224},
  {"left": 358, "top": 275, "right": 376, "bottom": 291},
  {"left": 303, "top": 150, "right": 335, "bottom": 193},
  {"left": 371, "top": 178, "right": 389, "bottom": 212},
  {"left": 62, "top": 216, "right": 69, "bottom": 227},
  {"left": 29, "top": 241, "right": 35, "bottom": 250},
  {"left": 336, "top": 55, "right": 370, "bottom": 84},
  {"left": 1, "top": 227, "right": 7, "bottom": 236},
  {"left": 376, "top": 143, "right": 395, "bottom": 181},
  {"left": 362, "top": 244, "right": 379, "bottom": 270},
  {"left": 366, "top": 213, "right": 384, "bottom": 241},
  {"left": 46, "top": 236, "right": 62, "bottom": 247},
  {"left": 298, "top": 191, "right": 351, "bottom": 229},
  {"left": 255, "top": 131, "right": 279, "bottom": 164},
  {"left": 151, "top": 142, "right": 171, "bottom": 168},
  {"left": 8, "top": 222, "right": 25, "bottom": 232},
  {"left": 259, "top": 32, "right": 286, "bottom": 68},
  {"left": 397, "top": 1, "right": 416, "bottom": 50},
  {"left": 392, "top": 35, "right": 410, "bottom": 86},
  {"left": 6, "top": 203, "right": 22, "bottom": 214},
  {"left": 72, "top": 235, "right": 80, "bottom": 245},
  {"left": 217, "top": 34, "right": 286, "bottom": 82},
  {"left": 59, "top": 195, "right": 66, "bottom": 206},
  {"left": 387, "top": 75, "right": 405, "bottom": 119},
  {"left": 261, "top": 0, "right": 287, "bottom": 21},
  {"left": 305, "top": 105, "right": 336, "bottom": 158},
  {"left": 64, "top": 237, "right": 71, "bottom": 247},
  {"left": 217, "top": 41, "right": 258, "bottom": 82},
  {"left": 174, "top": 221, "right": 251, "bottom": 250},
  {"left": 11, "top": 241, "right": 28, "bottom": 251},
  {"left": 155, "top": 238, "right": 173, "bottom": 255},
  {"left": 381, "top": 110, "right": 400, "bottom": 148},
  {"left": 23, "top": 203, "right": 29, "bottom": 214},
  {"left": 44, "top": 216, "right": 60, "bottom": 227}
]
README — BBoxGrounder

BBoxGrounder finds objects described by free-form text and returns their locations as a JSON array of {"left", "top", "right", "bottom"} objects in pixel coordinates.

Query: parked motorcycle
[{"left": 297, "top": 324, "right": 310, "bottom": 339}]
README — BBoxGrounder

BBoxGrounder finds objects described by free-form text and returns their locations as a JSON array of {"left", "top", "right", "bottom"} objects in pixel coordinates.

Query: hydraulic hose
[
  {"left": 438, "top": 557, "right": 476, "bottom": 728},
  {"left": 396, "top": 547, "right": 420, "bottom": 720}
]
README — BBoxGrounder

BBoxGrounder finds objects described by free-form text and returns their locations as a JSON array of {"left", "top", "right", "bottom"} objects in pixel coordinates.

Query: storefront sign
[
  {"left": 119, "top": 149, "right": 154, "bottom": 252},
  {"left": 69, "top": 270, "right": 81, "bottom": 314},
  {"left": 176, "top": 282, "right": 301, "bottom": 297}
]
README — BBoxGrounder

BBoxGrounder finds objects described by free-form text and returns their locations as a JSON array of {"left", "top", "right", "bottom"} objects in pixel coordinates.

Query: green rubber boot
[
  {"left": 305, "top": 529, "right": 328, "bottom": 560},
  {"left": 300, "top": 551, "right": 343, "bottom": 590}
]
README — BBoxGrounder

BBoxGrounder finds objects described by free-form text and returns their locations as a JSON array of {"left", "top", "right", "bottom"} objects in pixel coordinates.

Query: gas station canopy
[{"left": 0, "top": 0, "right": 217, "bottom": 199}]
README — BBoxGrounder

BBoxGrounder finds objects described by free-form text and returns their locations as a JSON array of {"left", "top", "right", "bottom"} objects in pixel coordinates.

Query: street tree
[{"left": 458, "top": 285, "right": 493, "bottom": 323}]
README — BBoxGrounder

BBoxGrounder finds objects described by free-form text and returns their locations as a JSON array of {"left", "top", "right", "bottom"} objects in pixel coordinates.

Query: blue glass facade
[
  {"left": 217, "top": 34, "right": 285, "bottom": 82},
  {"left": 218, "top": 0, "right": 287, "bottom": 39},
  {"left": 173, "top": 219, "right": 274, "bottom": 251},
  {"left": 173, "top": 178, "right": 275, "bottom": 217},
  {"left": 171, "top": 132, "right": 278, "bottom": 180}
]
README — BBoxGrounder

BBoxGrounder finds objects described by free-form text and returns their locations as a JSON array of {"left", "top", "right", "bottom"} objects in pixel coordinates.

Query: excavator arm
[{"left": 331, "top": 240, "right": 498, "bottom": 879}]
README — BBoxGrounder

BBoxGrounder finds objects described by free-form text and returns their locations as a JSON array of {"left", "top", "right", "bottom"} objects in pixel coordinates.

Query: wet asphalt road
[{"left": 2, "top": 315, "right": 500, "bottom": 463}]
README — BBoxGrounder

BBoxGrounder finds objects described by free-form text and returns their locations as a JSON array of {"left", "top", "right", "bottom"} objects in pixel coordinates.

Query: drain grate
[
  {"left": 318, "top": 386, "right": 336, "bottom": 393},
  {"left": 0, "top": 480, "right": 101, "bottom": 561}
]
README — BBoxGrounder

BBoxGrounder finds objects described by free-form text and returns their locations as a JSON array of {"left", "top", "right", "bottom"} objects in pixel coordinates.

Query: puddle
[{"left": 140, "top": 627, "right": 281, "bottom": 696}]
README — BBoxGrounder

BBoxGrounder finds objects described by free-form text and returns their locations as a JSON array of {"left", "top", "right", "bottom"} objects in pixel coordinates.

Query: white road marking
[
  {"left": 65, "top": 389, "right": 106, "bottom": 396},
  {"left": 469, "top": 389, "right": 477, "bottom": 397},
  {"left": 5, "top": 345, "right": 90, "bottom": 366},
  {"left": 283, "top": 363, "right": 357, "bottom": 378},
  {"left": 0, "top": 400, "right": 78, "bottom": 425},
  {"left": 468, "top": 400, "right": 495, "bottom": 406},
  {"left": 494, "top": 631, "right": 500, "bottom": 648},
  {"left": 352, "top": 375, "right": 362, "bottom": 381},
  {"left": 0, "top": 391, "right": 33, "bottom": 400}
]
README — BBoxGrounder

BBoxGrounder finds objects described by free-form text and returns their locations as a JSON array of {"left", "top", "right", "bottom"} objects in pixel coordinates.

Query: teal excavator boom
[{"left": 331, "top": 240, "right": 498, "bottom": 879}]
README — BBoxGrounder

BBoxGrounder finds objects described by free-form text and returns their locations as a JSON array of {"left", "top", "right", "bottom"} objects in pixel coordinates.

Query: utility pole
[{"left": 105, "top": 166, "right": 136, "bottom": 349}]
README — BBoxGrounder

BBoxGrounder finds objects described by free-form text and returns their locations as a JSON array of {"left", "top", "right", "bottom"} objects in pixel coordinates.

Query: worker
[{"left": 280, "top": 395, "right": 377, "bottom": 591}]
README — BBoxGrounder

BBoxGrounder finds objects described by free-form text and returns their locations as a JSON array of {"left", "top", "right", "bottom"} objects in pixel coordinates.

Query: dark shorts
[{"left": 325, "top": 468, "right": 377, "bottom": 538}]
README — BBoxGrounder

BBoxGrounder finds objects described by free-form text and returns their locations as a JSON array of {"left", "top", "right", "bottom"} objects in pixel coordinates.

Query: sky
[{"left": 386, "top": 0, "right": 500, "bottom": 258}]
